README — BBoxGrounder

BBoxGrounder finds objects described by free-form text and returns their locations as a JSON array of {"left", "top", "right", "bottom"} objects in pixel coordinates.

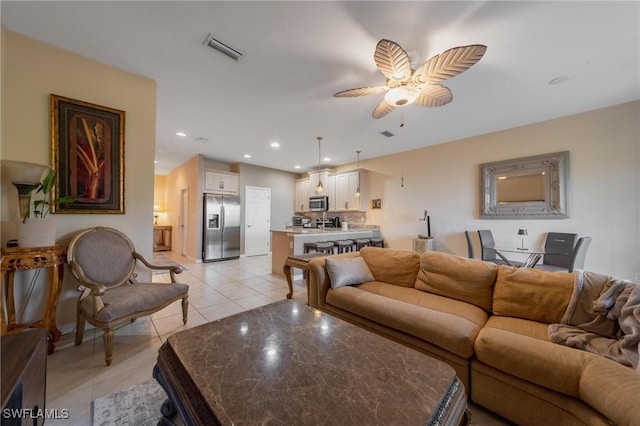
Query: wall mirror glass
[{"left": 480, "top": 151, "right": 569, "bottom": 219}]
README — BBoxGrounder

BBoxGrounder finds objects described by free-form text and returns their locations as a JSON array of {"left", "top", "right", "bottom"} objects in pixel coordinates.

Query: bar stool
[
  {"left": 334, "top": 239, "right": 355, "bottom": 254},
  {"left": 354, "top": 238, "right": 371, "bottom": 251},
  {"left": 303, "top": 241, "right": 335, "bottom": 254},
  {"left": 370, "top": 237, "right": 384, "bottom": 248}
]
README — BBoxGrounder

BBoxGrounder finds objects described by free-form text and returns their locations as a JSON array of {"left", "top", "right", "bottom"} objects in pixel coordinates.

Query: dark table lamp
[{"left": 517, "top": 228, "right": 528, "bottom": 250}]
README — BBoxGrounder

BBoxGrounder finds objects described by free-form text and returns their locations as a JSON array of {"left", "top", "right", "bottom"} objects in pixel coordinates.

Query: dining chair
[
  {"left": 464, "top": 231, "right": 475, "bottom": 259},
  {"left": 67, "top": 227, "right": 189, "bottom": 366},
  {"left": 536, "top": 232, "right": 578, "bottom": 271},
  {"left": 477, "top": 230, "right": 522, "bottom": 266},
  {"left": 536, "top": 236, "right": 591, "bottom": 272}
]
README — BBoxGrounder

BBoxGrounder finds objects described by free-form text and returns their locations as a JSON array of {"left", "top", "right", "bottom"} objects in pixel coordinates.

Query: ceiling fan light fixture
[{"left": 384, "top": 86, "right": 420, "bottom": 106}]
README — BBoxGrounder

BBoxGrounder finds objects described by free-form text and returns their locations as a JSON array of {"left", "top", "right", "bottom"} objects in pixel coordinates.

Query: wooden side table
[
  {"left": 1, "top": 245, "right": 65, "bottom": 354},
  {"left": 283, "top": 253, "right": 330, "bottom": 303}
]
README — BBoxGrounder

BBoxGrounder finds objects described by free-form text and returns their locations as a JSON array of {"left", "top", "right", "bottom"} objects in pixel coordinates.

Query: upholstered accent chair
[{"left": 67, "top": 227, "right": 189, "bottom": 365}]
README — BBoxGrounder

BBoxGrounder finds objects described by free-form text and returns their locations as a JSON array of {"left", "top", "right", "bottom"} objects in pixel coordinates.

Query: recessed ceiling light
[
  {"left": 243, "top": 154, "right": 251, "bottom": 158},
  {"left": 270, "top": 142, "right": 280, "bottom": 148},
  {"left": 194, "top": 137, "right": 208, "bottom": 143},
  {"left": 323, "top": 157, "right": 331, "bottom": 162},
  {"left": 294, "top": 165, "right": 301, "bottom": 169},
  {"left": 176, "top": 132, "right": 187, "bottom": 137}
]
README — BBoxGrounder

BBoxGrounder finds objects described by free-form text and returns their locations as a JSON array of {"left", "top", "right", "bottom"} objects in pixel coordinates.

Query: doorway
[
  {"left": 244, "top": 186, "right": 271, "bottom": 257},
  {"left": 180, "top": 188, "right": 189, "bottom": 256}
]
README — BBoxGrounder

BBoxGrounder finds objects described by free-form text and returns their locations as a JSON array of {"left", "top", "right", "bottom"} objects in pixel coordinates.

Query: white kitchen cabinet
[
  {"left": 294, "top": 179, "right": 310, "bottom": 212},
  {"left": 204, "top": 170, "right": 239, "bottom": 195},
  {"left": 335, "top": 170, "right": 368, "bottom": 211}
]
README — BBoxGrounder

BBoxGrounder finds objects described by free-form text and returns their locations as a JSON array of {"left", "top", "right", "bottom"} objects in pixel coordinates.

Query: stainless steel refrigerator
[{"left": 203, "top": 194, "right": 241, "bottom": 262}]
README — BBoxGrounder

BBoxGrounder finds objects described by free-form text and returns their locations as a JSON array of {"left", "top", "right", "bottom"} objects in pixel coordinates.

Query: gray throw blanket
[{"left": 548, "top": 270, "right": 640, "bottom": 371}]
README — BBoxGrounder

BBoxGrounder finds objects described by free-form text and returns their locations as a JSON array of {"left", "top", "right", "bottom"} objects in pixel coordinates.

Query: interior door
[
  {"left": 244, "top": 186, "right": 271, "bottom": 257},
  {"left": 180, "top": 188, "right": 189, "bottom": 256}
]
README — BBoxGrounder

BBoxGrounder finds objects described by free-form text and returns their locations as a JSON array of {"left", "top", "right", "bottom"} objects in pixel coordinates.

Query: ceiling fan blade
[
  {"left": 374, "top": 39, "right": 412, "bottom": 81},
  {"left": 413, "top": 44, "right": 487, "bottom": 85},
  {"left": 333, "top": 86, "right": 389, "bottom": 98},
  {"left": 415, "top": 84, "right": 453, "bottom": 107},
  {"left": 372, "top": 99, "right": 395, "bottom": 119}
]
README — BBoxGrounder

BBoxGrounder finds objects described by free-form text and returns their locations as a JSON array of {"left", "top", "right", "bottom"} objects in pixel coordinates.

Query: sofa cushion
[
  {"left": 358, "top": 281, "right": 489, "bottom": 328},
  {"left": 359, "top": 247, "right": 420, "bottom": 288},
  {"left": 326, "top": 285, "right": 482, "bottom": 358},
  {"left": 325, "top": 256, "right": 375, "bottom": 289},
  {"left": 415, "top": 251, "right": 498, "bottom": 312},
  {"left": 475, "top": 316, "right": 599, "bottom": 398},
  {"left": 579, "top": 356, "right": 640, "bottom": 426},
  {"left": 81, "top": 282, "right": 189, "bottom": 323},
  {"left": 493, "top": 266, "right": 574, "bottom": 324}
]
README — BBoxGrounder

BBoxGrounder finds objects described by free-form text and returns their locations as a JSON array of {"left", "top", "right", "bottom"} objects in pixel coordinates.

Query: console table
[
  {"left": 153, "top": 226, "right": 172, "bottom": 252},
  {"left": 1, "top": 245, "right": 65, "bottom": 354}
]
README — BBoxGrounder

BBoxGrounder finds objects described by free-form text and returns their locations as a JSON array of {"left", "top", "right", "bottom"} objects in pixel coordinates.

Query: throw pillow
[{"left": 326, "top": 256, "right": 375, "bottom": 289}]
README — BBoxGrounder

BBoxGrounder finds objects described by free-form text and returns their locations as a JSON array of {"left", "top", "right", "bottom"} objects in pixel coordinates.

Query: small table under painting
[
  {"left": 153, "top": 300, "right": 469, "bottom": 426},
  {"left": 1, "top": 245, "right": 65, "bottom": 354}
]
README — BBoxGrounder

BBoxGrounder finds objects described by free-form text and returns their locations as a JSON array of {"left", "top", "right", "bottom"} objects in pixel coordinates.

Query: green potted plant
[
  {"left": 29, "top": 169, "right": 77, "bottom": 220},
  {"left": 18, "top": 169, "right": 77, "bottom": 247}
]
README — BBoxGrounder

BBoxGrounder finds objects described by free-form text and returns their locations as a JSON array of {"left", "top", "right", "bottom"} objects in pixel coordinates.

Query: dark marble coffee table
[{"left": 154, "top": 300, "right": 468, "bottom": 425}]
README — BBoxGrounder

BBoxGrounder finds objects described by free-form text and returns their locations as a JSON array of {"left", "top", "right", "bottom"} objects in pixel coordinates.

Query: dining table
[{"left": 493, "top": 247, "right": 558, "bottom": 268}]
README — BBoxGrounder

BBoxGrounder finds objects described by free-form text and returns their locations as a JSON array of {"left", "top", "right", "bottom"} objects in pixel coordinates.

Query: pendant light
[
  {"left": 316, "top": 136, "right": 324, "bottom": 193},
  {"left": 354, "top": 150, "right": 361, "bottom": 197}
]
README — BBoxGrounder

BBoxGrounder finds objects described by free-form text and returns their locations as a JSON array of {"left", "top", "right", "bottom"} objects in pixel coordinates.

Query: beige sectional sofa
[{"left": 307, "top": 247, "right": 640, "bottom": 426}]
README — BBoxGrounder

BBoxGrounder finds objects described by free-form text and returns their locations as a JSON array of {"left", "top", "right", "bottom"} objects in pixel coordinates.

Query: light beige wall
[
  {"left": 164, "top": 154, "right": 203, "bottom": 261},
  {"left": 235, "top": 163, "right": 297, "bottom": 253},
  {"left": 1, "top": 30, "right": 157, "bottom": 331},
  {"left": 154, "top": 175, "right": 168, "bottom": 225},
  {"left": 344, "top": 101, "right": 639, "bottom": 279}
]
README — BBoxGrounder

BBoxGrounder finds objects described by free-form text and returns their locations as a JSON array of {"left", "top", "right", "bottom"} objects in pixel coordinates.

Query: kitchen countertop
[{"left": 271, "top": 227, "right": 379, "bottom": 235}]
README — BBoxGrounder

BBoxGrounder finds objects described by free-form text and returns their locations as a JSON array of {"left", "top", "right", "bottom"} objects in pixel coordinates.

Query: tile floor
[{"left": 44, "top": 252, "right": 510, "bottom": 425}]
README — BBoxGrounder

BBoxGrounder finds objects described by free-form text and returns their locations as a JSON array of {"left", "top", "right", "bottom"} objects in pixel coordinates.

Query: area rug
[
  {"left": 91, "top": 379, "right": 166, "bottom": 426},
  {"left": 151, "top": 254, "right": 188, "bottom": 275}
]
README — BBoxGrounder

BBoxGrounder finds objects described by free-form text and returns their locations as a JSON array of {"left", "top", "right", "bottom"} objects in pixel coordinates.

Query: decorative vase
[{"left": 17, "top": 215, "right": 58, "bottom": 248}]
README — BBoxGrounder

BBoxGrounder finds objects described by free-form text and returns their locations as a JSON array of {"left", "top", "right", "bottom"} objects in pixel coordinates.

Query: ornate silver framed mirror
[{"left": 480, "top": 151, "right": 569, "bottom": 219}]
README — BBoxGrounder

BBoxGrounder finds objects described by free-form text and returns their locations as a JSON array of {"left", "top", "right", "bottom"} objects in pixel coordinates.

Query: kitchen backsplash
[{"left": 303, "top": 211, "right": 368, "bottom": 226}]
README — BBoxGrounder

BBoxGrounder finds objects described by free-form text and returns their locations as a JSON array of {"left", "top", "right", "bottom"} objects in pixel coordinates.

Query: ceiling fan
[{"left": 334, "top": 39, "right": 487, "bottom": 119}]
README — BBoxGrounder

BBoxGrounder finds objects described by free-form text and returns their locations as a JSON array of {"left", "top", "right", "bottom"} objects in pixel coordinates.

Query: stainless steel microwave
[{"left": 309, "top": 195, "right": 329, "bottom": 211}]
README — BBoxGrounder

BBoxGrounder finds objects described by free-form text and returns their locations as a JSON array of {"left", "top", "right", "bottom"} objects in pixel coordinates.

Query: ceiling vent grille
[
  {"left": 380, "top": 130, "right": 395, "bottom": 138},
  {"left": 203, "top": 34, "right": 243, "bottom": 61}
]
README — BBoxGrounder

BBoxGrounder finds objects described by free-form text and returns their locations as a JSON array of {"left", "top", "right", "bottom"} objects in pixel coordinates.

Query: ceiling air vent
[
  {"left": 380, "top": 130, "right": 395, "bottom": 138},
  {"left": 203, "top": 34, "right": 243, "bottom": 61}
]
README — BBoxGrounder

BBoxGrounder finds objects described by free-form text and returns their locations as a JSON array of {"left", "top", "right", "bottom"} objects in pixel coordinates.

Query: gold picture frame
[{"left": 50, "top": 94, "right": 125, "bottom": 214}]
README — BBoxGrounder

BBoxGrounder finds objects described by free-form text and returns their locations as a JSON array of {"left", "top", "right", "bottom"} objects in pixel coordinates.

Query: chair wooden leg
[
  {"left": 103, "top": 329, "right": 114, "bottom": 366},
  {"left": 75, "top": 311, "right": 85, "bottom": 346},
  {"left": 181, "top": 297, "right": 189, "bottom": 325}
]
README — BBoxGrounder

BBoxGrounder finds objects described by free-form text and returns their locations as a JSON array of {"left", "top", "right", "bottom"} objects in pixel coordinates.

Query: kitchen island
[{"left": 271, "top": 228, "right": 382, "bottom": 278}]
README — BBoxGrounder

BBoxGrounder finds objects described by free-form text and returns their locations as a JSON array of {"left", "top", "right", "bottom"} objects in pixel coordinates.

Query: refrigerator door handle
[{"left": 220, "top": 205, "right": 225, "bottom": 230}]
